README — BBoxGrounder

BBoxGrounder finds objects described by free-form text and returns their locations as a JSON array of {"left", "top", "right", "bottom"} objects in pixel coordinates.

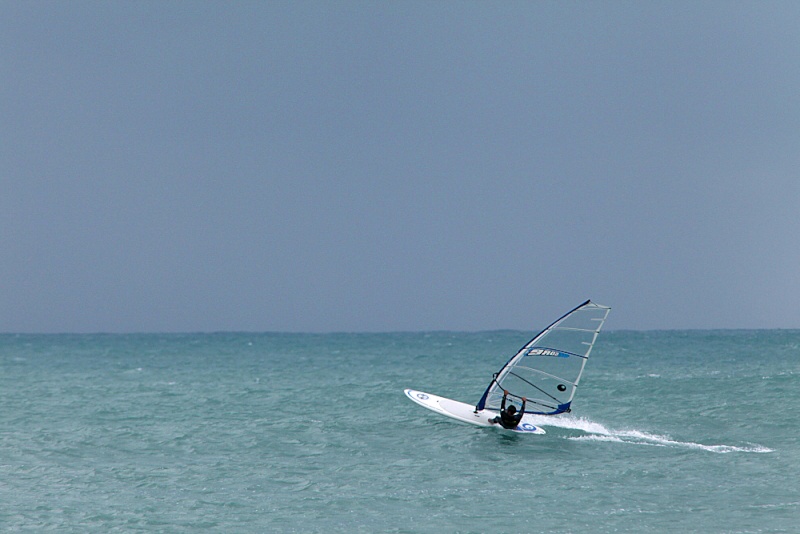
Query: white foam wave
[
  {"left": 525, "top": 414, "right": 612, "bottom": 434},
  {"left": 529, "top": 415, "right": 773, "bottom": 454}
]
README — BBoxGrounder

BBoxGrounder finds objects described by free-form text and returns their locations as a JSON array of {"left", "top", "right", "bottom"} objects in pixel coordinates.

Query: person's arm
[
  {"left": 515, "top": 397, "right": 527, "bottom": 424},
  {"left": 501, "top": 390, "right": 508, "bottom": 411}
]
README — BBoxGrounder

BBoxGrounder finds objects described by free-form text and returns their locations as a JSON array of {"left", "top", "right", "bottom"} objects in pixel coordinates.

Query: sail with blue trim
[{"left": 476, "top": 300, "right": 611, "bottom": 415}]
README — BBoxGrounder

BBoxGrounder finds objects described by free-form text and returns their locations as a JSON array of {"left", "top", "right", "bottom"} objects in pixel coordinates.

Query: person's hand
[
  {"left": 522, "top": 397, "right": 527, "bottom": 402},
  {"left": 503, "top": 389, "right": 508, "bottom": 395}
]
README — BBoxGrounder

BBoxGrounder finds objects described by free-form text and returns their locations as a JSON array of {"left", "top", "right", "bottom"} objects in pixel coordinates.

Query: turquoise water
[{"left": 1, "top": 331, "right": 798, "bottom": 532}]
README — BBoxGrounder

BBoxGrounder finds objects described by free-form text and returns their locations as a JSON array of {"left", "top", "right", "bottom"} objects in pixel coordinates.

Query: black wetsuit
[{"left": 494, "top": 394, "right": 526, "bottom": 429}]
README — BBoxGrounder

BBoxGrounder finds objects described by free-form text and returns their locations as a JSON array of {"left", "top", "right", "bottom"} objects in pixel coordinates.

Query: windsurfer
[{"left": 490, "top": 389, "right": 526, "bottom": 429}]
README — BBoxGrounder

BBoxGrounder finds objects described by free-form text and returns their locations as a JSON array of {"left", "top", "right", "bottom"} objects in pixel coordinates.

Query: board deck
[{"left": 404, "top": 389, "right": 546, "bottom": 434}]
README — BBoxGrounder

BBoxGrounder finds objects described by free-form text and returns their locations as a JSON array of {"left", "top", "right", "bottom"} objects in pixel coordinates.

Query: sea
[{"left": 1, "top": 330, "right": 798, "bottom": 533}]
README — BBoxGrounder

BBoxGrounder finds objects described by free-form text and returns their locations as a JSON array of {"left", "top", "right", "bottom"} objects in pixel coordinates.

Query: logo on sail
[{"left": 527, "top": 348, "right": 568, "bottom": 358}]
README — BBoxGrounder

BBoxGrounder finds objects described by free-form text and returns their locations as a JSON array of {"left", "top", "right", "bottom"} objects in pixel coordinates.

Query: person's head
[{"left": 507, "top": 405, "right": 516, "bottom": 415}]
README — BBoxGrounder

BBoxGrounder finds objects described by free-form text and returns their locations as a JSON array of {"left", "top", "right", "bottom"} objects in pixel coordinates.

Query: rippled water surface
[{"left": 1, "top": 331, "right": 798, "bottom": 532}]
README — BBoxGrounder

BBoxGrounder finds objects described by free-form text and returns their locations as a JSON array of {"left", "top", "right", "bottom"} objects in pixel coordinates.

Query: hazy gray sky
[{"left": 2, "top": 1, "right": 799, "bottom": 332}]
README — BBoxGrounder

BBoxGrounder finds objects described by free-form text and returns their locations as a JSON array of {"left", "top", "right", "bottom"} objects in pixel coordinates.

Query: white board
[{"left": 404, "top": 389, "right": 546, "bottom": 434}]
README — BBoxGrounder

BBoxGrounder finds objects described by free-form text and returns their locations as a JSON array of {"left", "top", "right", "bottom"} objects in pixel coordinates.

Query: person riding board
[{"left": 491, "top": 389, "right": 526, "bottom": 429}]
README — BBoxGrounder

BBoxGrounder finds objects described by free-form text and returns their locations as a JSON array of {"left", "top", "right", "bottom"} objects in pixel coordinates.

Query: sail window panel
[
  {"left": 534, "top": 328, "right": 596, "bottom": 357},
  {"left": 491, "top": 353, "right": 583, "bottom": 410},
  {"left": 525, "top": 373, "right": 575, "bottom": 410},
  {"left": 521, "top": 351, "right": 583, "bottom": 384},
  {"left": 490, "top": 369, "right": 574, "bottom": 413}
]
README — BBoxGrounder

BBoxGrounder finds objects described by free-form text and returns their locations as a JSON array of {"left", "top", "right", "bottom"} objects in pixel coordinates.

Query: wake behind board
[{"left": 404, "top": 389, "right": 545, "bottom": 434}]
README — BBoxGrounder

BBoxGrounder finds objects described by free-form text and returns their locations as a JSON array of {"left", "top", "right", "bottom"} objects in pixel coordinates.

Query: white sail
[{"left": 476, "top": 300, "right": 611, "bottom": 415}]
